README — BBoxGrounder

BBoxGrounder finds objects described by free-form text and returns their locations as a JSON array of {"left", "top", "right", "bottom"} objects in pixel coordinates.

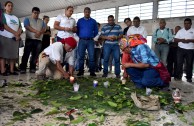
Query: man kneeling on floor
[
  {"left": 120, "top": 35, "right": 170, "bottom": 88},
  {"left": 36, "top": 37, "right": 77, "bottom": 79}
]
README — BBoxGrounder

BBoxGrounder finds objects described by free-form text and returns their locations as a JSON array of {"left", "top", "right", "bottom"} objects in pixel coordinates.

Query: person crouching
[
  {"left": 120, "top": 35, "right": 170, "bottom": 88},
  {"left": 36, "top": 37, "right": 77, "bottom": 79}
]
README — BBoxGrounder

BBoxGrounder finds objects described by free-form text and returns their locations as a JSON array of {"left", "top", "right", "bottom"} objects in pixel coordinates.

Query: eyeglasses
[{"left": 33, "top": 12, "right": 40, "bottom": 15}]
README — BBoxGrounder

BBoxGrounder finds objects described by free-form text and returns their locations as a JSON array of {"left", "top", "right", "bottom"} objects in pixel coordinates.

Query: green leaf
[
  {"left": 50, "top": 101, "right": 62, "bottom": 108},
  {"left": 30, "top": 108, "right": 43, "bottom": 114},
  {"left": 96, "top": 108, "right": 105, "bottom": 114},
  {"left": 55, "top": 117, "right": 68, "bottom": 121},
  {"left": 124, "top": 87, "right": 130, "bottom": 91},
  {"left": 71, "top": 117, "right": 84, "bottom": 124},
  {"left": 87, "top": 115, "right": 97, "bottom": 120},
  {"left": 45, "top": 107, "right": 60, "bottom": 116},
  {"left": 88, "top": 123, "right": 97, "bottom": 126},
  {"left": 99, "top": 114, "right": 105, "bottom": 122},
  {"left": 97, "top": 91, "right": 104, "bottom": 97},
  {"left": 107, "top": 101, "right": 117, "bottom": 107},
  {"left": 12, "top": 111, "right": 29, "bottom": 121},
  {"left": 84, "top": 95, "right": 88, "bottom": 99},
  {"left": 135, "top": 122, "right": 150, "bottom": 126},
  {"left": 69, "top": 95, "right": 82, "bottom": 100},
  {"left": 59, "top": 124, "right": 68, "bottom": 126},
  {"left": 13, "top": 111, "right": 23, "bottom": 117},
  {"left": 44, "top": 123, "right": 55, "bottom": 126},
  {"left": 87, "top": 108, "right": 93, "bottom": 113}
]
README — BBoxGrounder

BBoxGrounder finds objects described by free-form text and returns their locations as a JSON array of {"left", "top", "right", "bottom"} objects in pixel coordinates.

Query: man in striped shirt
[{"left": 101, "top": 15, "right": 123, "bottom": 78}]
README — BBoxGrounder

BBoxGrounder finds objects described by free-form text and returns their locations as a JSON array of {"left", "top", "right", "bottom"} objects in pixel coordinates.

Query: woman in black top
[{"left": 41, "top": 15, "right": 51, "bottom": 51}]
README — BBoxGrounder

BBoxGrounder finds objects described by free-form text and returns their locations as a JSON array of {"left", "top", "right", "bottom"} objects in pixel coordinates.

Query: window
[
  {"left": 72, "top": 8, "right": 115, "bottom": 23},
  {"left": 72, "top": 13, "right": 84, "bottom": 21},
  {"left": 91, "top": 8, "right": 115, "bottom": 23},
  {"left": 158, "top": 0, "right": 194, "bottom": 18},
  {"left": 118, "top": 2, "right": 153, "bottom": 22},
  {"left": 48, "top": 17, "right": 56, "bottom": 29}
]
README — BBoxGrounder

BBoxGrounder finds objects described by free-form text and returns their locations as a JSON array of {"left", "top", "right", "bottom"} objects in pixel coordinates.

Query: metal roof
[{"left": 1, "top": 0, "right": 105, "bottom": 18}]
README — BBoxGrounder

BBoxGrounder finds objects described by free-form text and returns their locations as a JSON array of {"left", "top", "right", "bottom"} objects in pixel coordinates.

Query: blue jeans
[
  {"left": 126, "top": 67, "right": 166, "bottom": 88},
  {"left": 103, "top": 43, "right": 120, "bottom": 75},
  {"left": 78, "top": 39, "right": 95, "bottom": 73},
  {"left": 155, "top": 44, "right": 169, "bottom": 65},
  {"left": 74, "top": 47, "right": 79, "bottom": 71}
]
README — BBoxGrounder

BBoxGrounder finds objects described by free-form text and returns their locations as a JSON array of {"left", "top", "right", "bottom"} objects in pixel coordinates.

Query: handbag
[{"left": 153, "top": 62, "right": 171, "bottom": 84}]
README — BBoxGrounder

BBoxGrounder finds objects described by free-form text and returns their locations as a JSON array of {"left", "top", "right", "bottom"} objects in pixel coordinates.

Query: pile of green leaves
[
  {"left": 31, "top": 77, "right": 139, "bottom": 111},
  {"left": 27, "top": 77, "right": 194, "bottom": 125},
  {"left": 12, "top": 108, "right": 43, "bottom": 121}
]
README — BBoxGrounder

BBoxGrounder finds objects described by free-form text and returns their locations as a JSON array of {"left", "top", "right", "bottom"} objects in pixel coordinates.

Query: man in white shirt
[
  {"left": 54, "top": 6, "right": 76, "bottom": 40},
  {"left": 53, "top": 6, "right": 77, "bottom": 76},
  {"left": 127, "top": 16, "right": 147, "bottom": 38},
  {"left": 174, "top": 18, "right": 194, "bottom": 82},
  {"left": 94, "top": 23, "right": 102, "bottom": 72},
  {"left": 35, "top": 37, "right": 77, "bottom": 79}
]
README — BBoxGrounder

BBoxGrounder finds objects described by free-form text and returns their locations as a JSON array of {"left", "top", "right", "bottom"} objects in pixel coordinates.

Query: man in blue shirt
[
  {"left": 76, "top": 7, "right": 98, "bottom": 76},
  {"left": 153, "top": 19, "right": 173, "bottom": 65},
  {"left": 101, "top": 15, "right": 123, "bottom": 78}
]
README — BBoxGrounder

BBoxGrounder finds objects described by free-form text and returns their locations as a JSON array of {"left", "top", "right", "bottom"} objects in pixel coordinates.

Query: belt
[
  {"left": 156, "top": 43, "right": 168, "bottom": 45},
  {"left": 80, "top": 38, "right": 93, "bottom": 40}
]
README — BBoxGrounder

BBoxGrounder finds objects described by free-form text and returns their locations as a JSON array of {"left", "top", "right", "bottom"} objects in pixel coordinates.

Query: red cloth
[
  {"left": 153, "top": 62, "right": 171, "bottom": 83},
  {"left": 60, "top": 37, "right": 77, "bottom": 49}
]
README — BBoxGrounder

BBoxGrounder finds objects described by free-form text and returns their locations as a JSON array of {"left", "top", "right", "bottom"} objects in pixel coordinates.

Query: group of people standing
[
  {"left": 153, "top": 18, "right": 194, "bottom": 83},
  {"left": 0, "top": 1, "right": 194, "bottom": 89}
]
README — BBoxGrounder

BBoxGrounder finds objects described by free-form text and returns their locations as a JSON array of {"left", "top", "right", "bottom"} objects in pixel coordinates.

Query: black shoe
[
  {"left": 10, "top": 71, "right": 18, "bottom": 75},
  {"left": 187, "top": 79, "right": 192, "bottom": 83},
  {"left": 1, "top": 72, "right": 8, "bottom": 76},
  {"left": 30, "top": 69, "right": 36, "bottom": 73},
  {"left": 77, "top": 71, "right": 84, "bottom": 76},
  {"left": 14, "top": 66, "right": 20, "bottom": 72},
  {"left": 20, "top": 70, "right": 26, "bottom": 74},
  {"left": 102, "top": 74, "right": 107, "bottom": 77},
  {"left": 116, "top": 75, "right": 121, "bottom": 78},
  {"left": 90, "top": 72, "right": 96, "bottom": 77}
]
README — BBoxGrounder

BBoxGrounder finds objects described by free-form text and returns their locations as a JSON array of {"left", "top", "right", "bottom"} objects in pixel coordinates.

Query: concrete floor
[
  {"left": 0, "top": 70, "right": 194, "bottom": 104},
  {"left": 0, "top": 70, "right": 194, "bottom": 126}
]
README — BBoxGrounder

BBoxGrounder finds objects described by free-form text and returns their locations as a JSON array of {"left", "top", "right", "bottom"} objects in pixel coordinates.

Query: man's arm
[
  {"left": 69, "top": 65, "right": 74, "bottom": 76},
  {"left": 166, "top": 28, "right": 173, "bottom": 43},
  {"left": 56, "top": 61, "right": 69, "bottom": 79},
  {"left": 93, "top": 21, "right": 98, "bottom": 37},
  {"left": 152, "top": 29, "right": 158, "bottom": 43},
  {"left": 174, "top": 38, "right": 194, "bottom": 43},
  {"left": 24, "top": 18, "right": 38, "bottom": 33}
]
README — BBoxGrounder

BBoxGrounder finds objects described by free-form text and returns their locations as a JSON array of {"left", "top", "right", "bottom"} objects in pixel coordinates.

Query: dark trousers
[
  {"left": 126, "top": 67, "right": 166, "bottom": 88},
  {"left": 94, "top": 48, "right": 101, "bottom": 71},
  {"left": 20, "top": 39, "right": 42, "bottom": 70},
  {"left": 167, "top": 46, "right": 178, "bottom": 77},
  {"left": 175, "top": 47, "right": 194, "bottom": 79}
]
